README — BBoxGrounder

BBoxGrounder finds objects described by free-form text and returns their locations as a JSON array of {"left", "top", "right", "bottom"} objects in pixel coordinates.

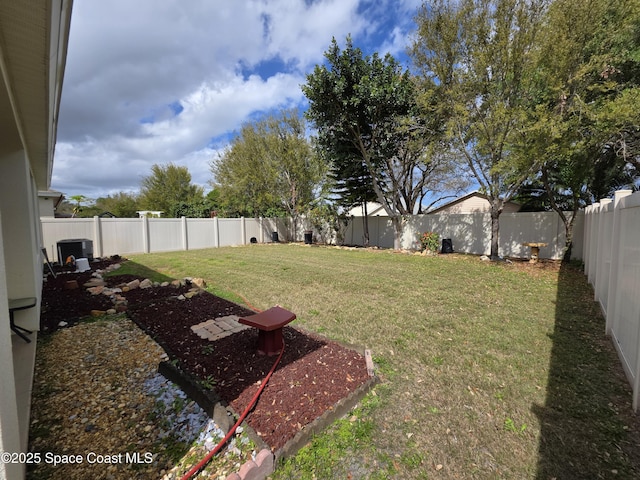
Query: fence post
[
  {"left": 587, "top": 202, "right": 601, "bottom": 286},
  {"left": 142, "top": 216, "right": 150, "bottom": 253},
  {"left": 93, "top": 216, "right": 103, "bottom": 258},
  {"left": 594, "top": 199, "right": 612, "bottom": 308},
  {"left": 259, "top": 217, "right": 264, "bottom": 243},
  {"left": 583, "top": 205, "right": 592, "bottom": 276},
  {"left": 241, "top": 216, "right": 246, "bottom": 245},
  {"left": 213, "top": 216, "right": 219, "bottom": 248},
  {"left": 181, "top": 216, "right": 188, "bottom": 251},
  {"left": 605, "top": 190, "right": 632, "bottom": 335}
]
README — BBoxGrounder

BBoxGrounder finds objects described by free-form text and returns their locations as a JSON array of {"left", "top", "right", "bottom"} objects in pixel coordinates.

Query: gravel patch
[{"left": 28, "top": 316, "right": 256, "bottom": 480}]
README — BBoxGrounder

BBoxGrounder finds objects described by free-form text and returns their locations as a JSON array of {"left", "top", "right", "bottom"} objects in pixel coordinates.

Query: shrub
[{"left": 419, "top": 232, "right": 440, "bottom": 253}]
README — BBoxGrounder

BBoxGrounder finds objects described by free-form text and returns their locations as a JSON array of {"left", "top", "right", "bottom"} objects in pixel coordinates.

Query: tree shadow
[{"left": 534, "top": 262, "right": 640, "bottom": 479}]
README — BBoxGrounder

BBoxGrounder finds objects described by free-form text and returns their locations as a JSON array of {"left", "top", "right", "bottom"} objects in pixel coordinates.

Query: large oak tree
[
  {"left": 411, "top": 0, "right": 547, "bottom": 259},
  {"left": 518, "top": 0, "right": 640, "bottom": 260}
]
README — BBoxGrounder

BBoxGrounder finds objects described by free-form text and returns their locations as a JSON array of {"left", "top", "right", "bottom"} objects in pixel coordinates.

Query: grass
[
  {"left": 103, "top": 260, "right": 175, "bottom": 283},
  {"left": 124, "top": 244, "right": 640, "bottom": 479}
]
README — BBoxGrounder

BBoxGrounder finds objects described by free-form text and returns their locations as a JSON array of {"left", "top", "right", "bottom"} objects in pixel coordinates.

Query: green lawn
[{"left": 125, "top": 244, "right": 640, "bottom": 479}]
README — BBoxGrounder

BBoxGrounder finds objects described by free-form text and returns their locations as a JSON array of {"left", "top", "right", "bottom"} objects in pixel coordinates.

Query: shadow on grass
[
  {"left": 103, "top": 259, "right": 175, "bottom": 283},
  {"left": 534, "top": 263, "right": 640, "bottom": 479}
]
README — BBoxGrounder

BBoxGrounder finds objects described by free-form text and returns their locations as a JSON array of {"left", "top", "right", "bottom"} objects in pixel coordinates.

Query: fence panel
[
  {"left": 100, "top": 218, "right": 144, "bottom": 258},
  {"left": 424, "top": 213, "right": 491, "bottom": 255},
  {"left": 613, "top": 205, "right": 640, "bottom": 387},
  {"left": 217, "top": 218, "right": 242, "bottom": 246},
  {"left": 584, "top": 190, "right": 640, "bottom": 410},
  {"left": 146, "top": 218, "right": 183, "bottom": 253},
  {"left": 185, "top": 219, "right": 217, "bottom": 250},
  {"left": 41, "top": 218, "right": 94, "bottom": 262},
  {"left": 594, "top": 201, "right": 614, "bottom": 314},
  {"left": 42, "top": 211, "right": 585, "bottom": 262},
  {"left": 245, "top": 218, "right": 262, "bottom": 243},
  {"left": 348, "top": 211, "right": 582, "bottom": 260}
]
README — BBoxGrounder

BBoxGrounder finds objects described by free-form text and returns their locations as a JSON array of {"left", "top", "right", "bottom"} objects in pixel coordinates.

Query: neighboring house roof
[
  {"left": 428, "top": 191, "right": 521, "bottom": 214},
  {"left": 38, "top": 190, "right": 65, "bottom": 208},
  {"left": 346, "top": 202, "right": 388, "bottom": 216}
]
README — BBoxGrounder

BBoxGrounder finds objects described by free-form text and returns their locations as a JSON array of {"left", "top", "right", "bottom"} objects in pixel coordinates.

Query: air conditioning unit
[{"left": 57, "top": 239, "right": 94, "bottom": 265}]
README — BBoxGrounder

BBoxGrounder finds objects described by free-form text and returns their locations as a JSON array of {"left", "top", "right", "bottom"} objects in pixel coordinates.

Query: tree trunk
[
  {"left": 489, "top": 200, "right": 503, "bottom": 261},
  {"left": 561, "top": 209, "right": 577, "bottom": 263},
  {"left": 391, "top": 215, "right": 403, "bottom": 250},
  {"left": 563, "top": 228, "right": 574, "bottom": 263},
  {"left": 362, "top": 202, "right": 370, "bottom": 247},
  {"left": 540, "top": 167, "right": 576, "bottom": 264}
]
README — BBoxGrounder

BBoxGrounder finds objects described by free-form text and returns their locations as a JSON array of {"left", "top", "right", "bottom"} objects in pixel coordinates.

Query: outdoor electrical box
[
  {"left": 57, "top": 239, "right": 93, "bottom": 264},
  {"left": 442, "top": 238, "right": 453, "bottom": 254}
]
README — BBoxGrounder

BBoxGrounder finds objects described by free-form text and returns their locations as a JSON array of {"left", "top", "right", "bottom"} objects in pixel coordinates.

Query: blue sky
[{"left": 52, "top": 0, "right": 423, "bottom": 199}]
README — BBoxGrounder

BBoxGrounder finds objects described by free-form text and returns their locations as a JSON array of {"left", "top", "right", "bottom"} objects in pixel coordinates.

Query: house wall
[
  {"left": 0, "top": 150, "right": 42, "bottom": 479},
  {"left": 38, "top": 196, "right": 56, "bottom": 217},
  {"left": 0, "top": 2, "right": 73, "bottom": 477},
  {"left": 432, "top": 195, "right": 521, "bottom": 214},
  {"left": 0, "top": 211, "right": 23, "bottom": 480}
]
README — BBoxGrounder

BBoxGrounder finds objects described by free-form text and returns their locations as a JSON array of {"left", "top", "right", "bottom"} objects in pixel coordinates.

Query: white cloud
[{"left": 52, "top": 0, "right": 419, "bottom": 200}]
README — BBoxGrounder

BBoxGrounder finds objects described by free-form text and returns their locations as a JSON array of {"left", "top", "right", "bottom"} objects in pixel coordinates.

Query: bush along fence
[
  {"left": 584, "top": 189, "right": 640, "bottom": 410},
  {"left": 41, "top": 210, "right": 584, "bottom": 264}
]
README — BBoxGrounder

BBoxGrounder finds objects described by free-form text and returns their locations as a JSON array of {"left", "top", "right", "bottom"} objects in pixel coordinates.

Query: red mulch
[{"left": 40, "top": 257, "right": 371, "bottom": 451}]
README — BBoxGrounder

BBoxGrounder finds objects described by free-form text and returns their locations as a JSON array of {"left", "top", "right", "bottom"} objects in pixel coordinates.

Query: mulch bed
[{"left": 40, "top": 257, "right": 373, "bottom": 453}]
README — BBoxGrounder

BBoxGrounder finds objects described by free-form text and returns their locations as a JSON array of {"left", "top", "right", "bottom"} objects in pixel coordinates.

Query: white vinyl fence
[
  {"left": 584, "top": 189, "right": 640, "bottom": 410},
  {"left": 41, "top": 216, "right": 291, "bottom": 263},
  {"left": 345, "top": 211, "right": 585, "bottom": 260},
  {"left": 42, "top": 210, "right": 584, "bottom": 264}
]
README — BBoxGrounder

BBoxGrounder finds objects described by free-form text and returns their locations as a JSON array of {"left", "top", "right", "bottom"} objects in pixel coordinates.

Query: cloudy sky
[{"left": 52, "top": 0, "right": 423, "bottom": 200}]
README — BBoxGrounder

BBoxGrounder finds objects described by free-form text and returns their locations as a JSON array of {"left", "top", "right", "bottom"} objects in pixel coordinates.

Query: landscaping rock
[
  {"left": 83, "top": 278, "right": 106, "bottom": 288},
  {"left": 87, "top": 285, "right": 104, "bottom": 295}
]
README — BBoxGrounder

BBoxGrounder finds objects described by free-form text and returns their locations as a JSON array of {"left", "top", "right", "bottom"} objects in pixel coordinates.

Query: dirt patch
[{"left": 39, "top": 258, "right": 374, "bottom": 454}]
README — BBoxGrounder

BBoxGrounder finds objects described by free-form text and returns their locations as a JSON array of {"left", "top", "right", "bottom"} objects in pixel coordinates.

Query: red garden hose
[
  {"left": 181, "top": 295, "right": 280, "bottom": 480},
  {"left": 180, "top": 343, "right": 284, "bottom": 479}
]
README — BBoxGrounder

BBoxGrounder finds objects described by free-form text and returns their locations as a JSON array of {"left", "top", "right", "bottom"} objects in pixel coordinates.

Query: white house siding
[
  {"left": 0, "top": 214, "right": 23, "bottom": 480},
  {"left": 0, "top": 151, "right": 43, "bottom": 479},
  {"left": 0, "top": 3, "right": 73, "bottom": 478}
]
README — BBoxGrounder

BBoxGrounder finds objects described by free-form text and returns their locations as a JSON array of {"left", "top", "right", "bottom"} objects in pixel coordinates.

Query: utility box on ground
[{"left": 57, "top": 239, "right": 93, "bottom": 264}]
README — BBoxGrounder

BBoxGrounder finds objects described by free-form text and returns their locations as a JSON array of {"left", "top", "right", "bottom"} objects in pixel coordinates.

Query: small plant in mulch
[
  {"left": 201, "top": 344, "right": 214, "bottom": 355},
  {"left": 419, "top": 231, "right": 440, "bottom": 254},
  {"left": 200, "top": 375, "right": 217, "bottom": 390}
]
